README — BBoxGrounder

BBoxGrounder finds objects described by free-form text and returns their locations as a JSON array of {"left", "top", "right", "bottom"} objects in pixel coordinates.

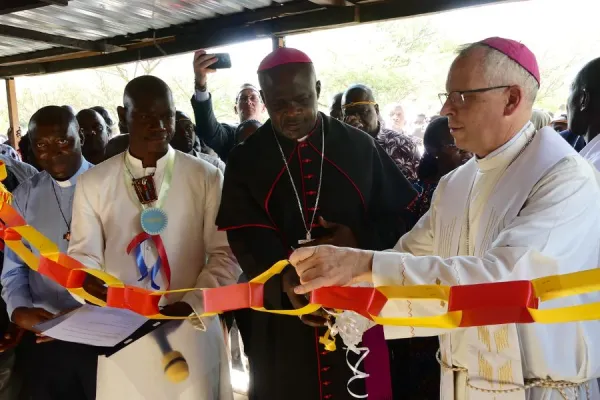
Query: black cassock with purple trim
[{"left": 217, "top": 113, "right": 417, "bottom": 400}]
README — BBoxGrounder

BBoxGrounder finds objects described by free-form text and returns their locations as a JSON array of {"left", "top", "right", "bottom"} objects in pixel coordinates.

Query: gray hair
[
  {"left": 457, "top": 43, "right": 539, "bottom": 105},
  {"left": 530, "top": 109, "right": 552, "bottom": 130}
]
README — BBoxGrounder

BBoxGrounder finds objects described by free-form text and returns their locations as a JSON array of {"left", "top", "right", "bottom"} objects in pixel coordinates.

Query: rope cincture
[{"left": 436, "top": 350, "right": 591, "bottom": 399}]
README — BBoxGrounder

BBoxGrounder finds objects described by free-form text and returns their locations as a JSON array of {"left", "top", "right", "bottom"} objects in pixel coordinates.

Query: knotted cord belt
[{"left": 436, "top": 350, "right": 592, "bottom": 399}]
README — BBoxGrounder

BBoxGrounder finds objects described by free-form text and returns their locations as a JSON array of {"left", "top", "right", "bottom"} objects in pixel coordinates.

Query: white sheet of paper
[{"left": 35, "top": 305, "right": 148, "bottom": 347}]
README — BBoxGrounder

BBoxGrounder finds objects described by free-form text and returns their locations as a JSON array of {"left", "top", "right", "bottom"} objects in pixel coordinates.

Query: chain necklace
[
  {"left": 51, "top": 182, "right": 73, "bottom": 241},
  {"left": 465, "top": 131, "right": 536, "bottom": 253},
  {"left": 273, "top": 123, "right": 325, "bottom": 245}
]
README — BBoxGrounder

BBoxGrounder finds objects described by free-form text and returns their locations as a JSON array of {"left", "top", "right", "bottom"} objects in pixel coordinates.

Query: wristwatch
[{"left": 195, "top": 80, "right": 207, "bottom": 92}]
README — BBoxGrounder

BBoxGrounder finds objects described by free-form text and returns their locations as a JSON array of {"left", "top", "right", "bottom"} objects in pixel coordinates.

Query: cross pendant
[
  {"left": 298, "top": 232, "right": 313, "bottom": 245},
  {"left": 63, "top": 231, "right": 71, "bottom": 241}
]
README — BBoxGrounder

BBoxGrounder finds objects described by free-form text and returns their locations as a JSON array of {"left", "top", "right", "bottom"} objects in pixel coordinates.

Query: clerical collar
[
  {"left": 53, "top": 157, "right": 89, "bottom": 188},
  {"left": 294, "top": 114, "right": 322, "bottom": 142},
  {"left": 126, "top": 146, "right": 174, "bottom": 173},
  {"left": 477, "top": 122, "right": 535, "bottom": 172}
]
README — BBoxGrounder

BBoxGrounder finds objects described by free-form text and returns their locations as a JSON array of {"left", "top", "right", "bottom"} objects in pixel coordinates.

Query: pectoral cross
[
  {"left": 298, "top": 232, "right": 314, "bottom": 245},
  {"left": 63, "top": 231, "right": 71, "bottom": 241}
]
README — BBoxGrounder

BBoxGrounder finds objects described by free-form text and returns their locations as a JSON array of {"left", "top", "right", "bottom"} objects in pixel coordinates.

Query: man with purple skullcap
[
  {"left": 217, "top": 47, "right": 416, "bottom": 399},
  {"left": 288, "top": 38, "right": 600, "bottom": 399}
]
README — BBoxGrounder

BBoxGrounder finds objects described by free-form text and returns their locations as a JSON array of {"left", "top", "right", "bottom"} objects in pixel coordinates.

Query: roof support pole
[
  {"left": 272, "top": 36, "right": 286, "bottom": 52},
  {"left": 5, "top": 78, "right": 20, "bottom": 148}
]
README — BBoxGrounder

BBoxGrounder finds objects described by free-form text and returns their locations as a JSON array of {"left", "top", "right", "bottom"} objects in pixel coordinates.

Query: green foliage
[{"left": 0, "top": 17, "right": 581, "bottom": 136}]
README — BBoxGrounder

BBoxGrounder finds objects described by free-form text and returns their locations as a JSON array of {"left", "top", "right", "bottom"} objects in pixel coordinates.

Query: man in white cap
[
  {"left": 191, "top": 50, "right": 265, "bottom": 161},
  {"left": 551, "top": 114, "right": 568, "bottom": 133},
  {"left": 289, "top": 37, "right": 600, "bottom": 399}
]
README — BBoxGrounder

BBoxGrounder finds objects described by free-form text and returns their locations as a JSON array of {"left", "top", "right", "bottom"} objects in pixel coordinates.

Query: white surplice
[
  {"left": 581, "top": 133, "right": 600, "bottom": 172},
  {"left": 68, "top": 146, "right": 241, "bottom": 400},
  {"left": 372, "top": 124, "right": 600, "bottom": 400}
]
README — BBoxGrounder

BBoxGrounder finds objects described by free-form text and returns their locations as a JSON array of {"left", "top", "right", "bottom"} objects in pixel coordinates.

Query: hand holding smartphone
[
  {"left": 193, "top": 50, "right": 232, "bottom": 88},
  {"left": 208, "top": 53, "right": 232, "bottom": 69}
]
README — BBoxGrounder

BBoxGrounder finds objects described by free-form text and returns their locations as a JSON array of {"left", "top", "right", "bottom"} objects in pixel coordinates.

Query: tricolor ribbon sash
[
  {"left": 126, "top": 232, "right": 171, "bottom": 290},
  {"left": 123, "top": 149, "right": 175, "bottom": 290}
]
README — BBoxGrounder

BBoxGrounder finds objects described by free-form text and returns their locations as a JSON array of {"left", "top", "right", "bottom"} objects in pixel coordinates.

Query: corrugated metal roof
[
  {"left": 0, "top": 36, "right": 51, "bottom": 57},
  {"left": 0, "top": 0, "right": 293, "bottom": 57}
]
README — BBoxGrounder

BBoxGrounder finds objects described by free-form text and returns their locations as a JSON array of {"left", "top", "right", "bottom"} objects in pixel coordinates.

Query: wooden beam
[
  {"left": 0, "top": 48, "right": 76, "bottom": 66},
  {"left": 1, "top": 1, "right": 41, "bottom": 15},
  {"left": 0, "top": 24, "right": 125, "bottom": 53},
  {"left": 0, "top": 0, "right": 59, "bottom": 15},
  {"left": 308, "top": 0, "right": 353, "bottom": 5},
  {"left": 5, "top": 78, "right": 20, "bottom": 148},
  {"left": 0, "top": 37, "right": 176, "bottom": 66},
  {"left": 40, "top": 0, "right": 68, "bottom": 4},
  {"left": 358, "top": 0, "right": 522, "bottom": 22}
]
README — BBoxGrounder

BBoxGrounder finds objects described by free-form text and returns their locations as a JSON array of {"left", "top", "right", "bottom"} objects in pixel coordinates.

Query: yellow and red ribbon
[{"left": 1, "top": 159, "right": 600, "bottom": 327}]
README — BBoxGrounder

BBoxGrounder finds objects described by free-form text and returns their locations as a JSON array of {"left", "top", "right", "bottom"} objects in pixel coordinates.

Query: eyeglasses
[
  {"left": 238, "top": 94, "right": 261, "bottom": 104},
  {"left": 438, "top": 86, "right": 511, "bottom": 107}
]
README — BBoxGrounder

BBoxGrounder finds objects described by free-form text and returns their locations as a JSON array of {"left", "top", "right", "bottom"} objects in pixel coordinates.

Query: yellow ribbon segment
[
  {"left": 378, "top": 285, "right": 450, "bottom": 301},
  {"left": 0, "top": 163, "right": 7, "bottom": 181},
  {"left": 319, "top": 329, "right": 337, "bottom": 352},
  {"left": 5, "top": 240, "right": 40, "bottom": 272},
  {"left": 146, "top": 314, "right": 190, "bottom": 320},
  {"left": 81, "top": 268, "right": 126, "bottom": 288},
  {"left": 249, "top": 260, "right": 325, "bottom": 316},
  {"left": 529, "top": 302, "right": 600, "bottom": 324},
  {"left": 11, "top": 226, "right": 60, "bottom": 257},
  {"left": 372, "top": 311, "right": 462, "bottom": 329},
  {"left": 532, "top": 268, "right": 600, "bottom": 302},
  {"left": 152, "top": 288, "right": 202, "bottom": 296},
  {"left": 250, "top": 260, "right": 290, "bottom": 284},
  {"left": 251, "top": 304, "right": 322, "bottom": 316},
  {"left": 69, "top": 287, "right": 107, "bottom": 307}
]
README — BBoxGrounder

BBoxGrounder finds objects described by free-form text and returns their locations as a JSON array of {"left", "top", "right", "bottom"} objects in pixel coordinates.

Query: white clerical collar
[
  {"left": 53, "top": 157, "right": 88, "bottom": 188},
  {"left": 477, "top": 122, "right": 535, "bottom": 172},
  {"left": 126, "top": 145, "right": 174, "bottom": 174}
]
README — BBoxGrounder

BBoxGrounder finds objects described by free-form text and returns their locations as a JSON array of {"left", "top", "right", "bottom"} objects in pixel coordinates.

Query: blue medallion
[{"left": 140, "top": 207, "right": 168, "bottom": 235}]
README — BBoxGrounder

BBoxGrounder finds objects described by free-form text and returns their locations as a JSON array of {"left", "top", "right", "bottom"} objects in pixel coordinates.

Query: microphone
[{"left": 152, "top": 321, "right": 189, "bottom": 383}]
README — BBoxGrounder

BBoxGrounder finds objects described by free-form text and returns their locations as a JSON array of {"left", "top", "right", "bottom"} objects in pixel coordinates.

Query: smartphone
[{"left": 209, "top": 53, "right": 232, "bottom": 69}]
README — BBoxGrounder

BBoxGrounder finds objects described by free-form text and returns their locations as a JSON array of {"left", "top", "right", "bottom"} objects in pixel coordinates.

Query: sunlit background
[{"left": 0, "top": 0, "right": 598, "bottom": 137}]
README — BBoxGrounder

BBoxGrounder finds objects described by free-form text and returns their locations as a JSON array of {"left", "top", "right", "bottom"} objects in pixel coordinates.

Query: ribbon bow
[{"left": 127, "top": 232, "right": 171, "bottom": 290}]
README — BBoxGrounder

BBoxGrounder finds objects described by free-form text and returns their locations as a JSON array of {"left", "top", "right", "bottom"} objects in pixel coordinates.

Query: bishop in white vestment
[
  {"left": 289, "top": 38, "right": 600, "bottom": 400},
  {"left": 68, "top": 76, "right": 240, "bottom": 400}
]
